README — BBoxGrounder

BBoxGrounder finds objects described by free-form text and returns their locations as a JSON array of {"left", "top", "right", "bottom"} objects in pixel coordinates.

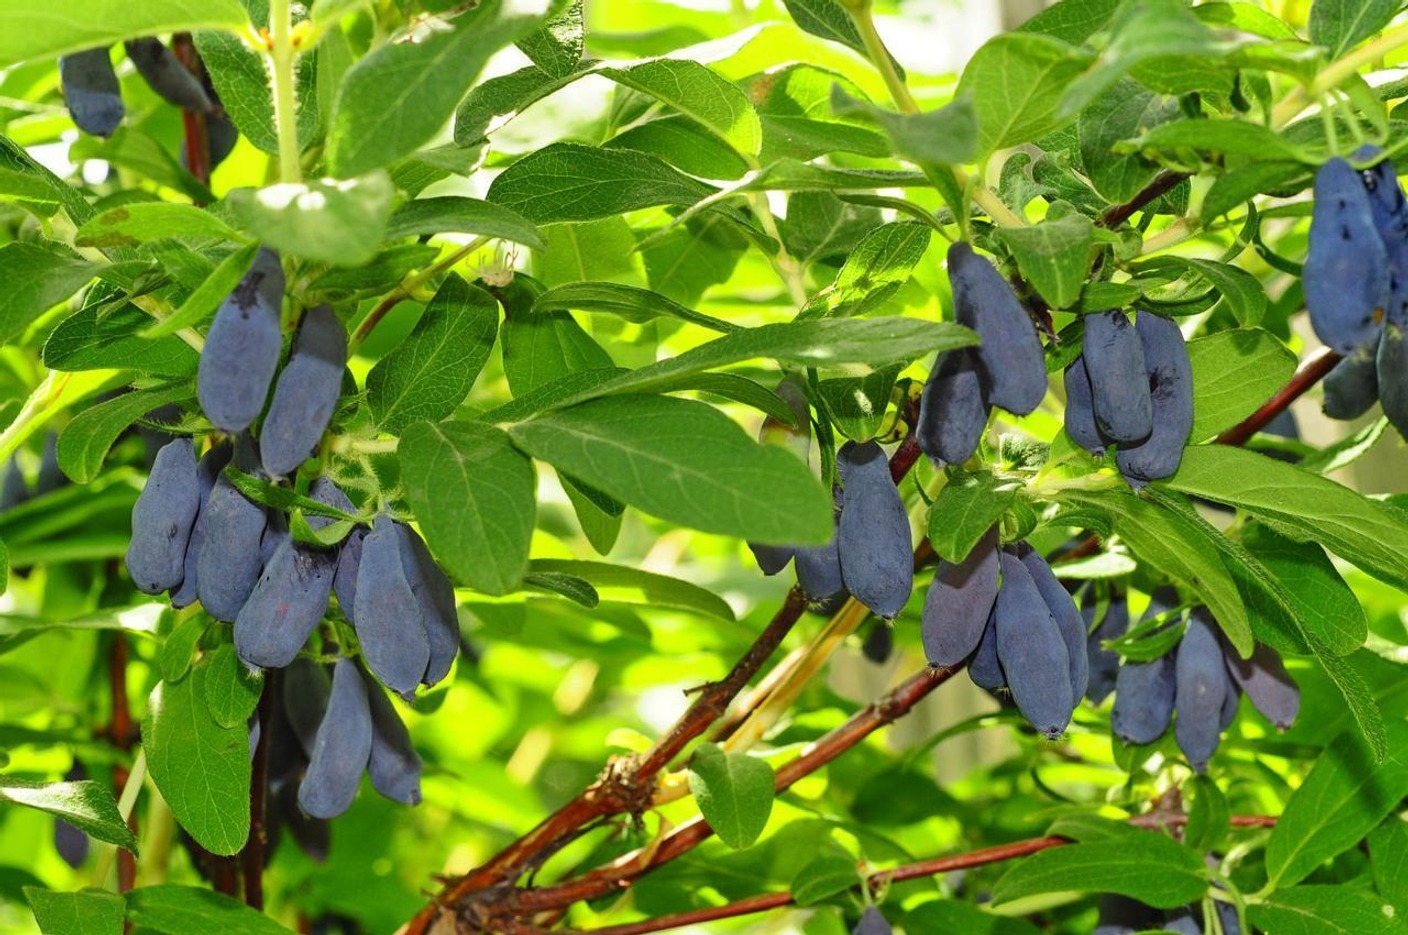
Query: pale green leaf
[
  {"left": 487, "top": 142, "right": 714, "bottom": 225},
  {"left": 367, "top": 275, "right": 499, "bottom": 434},
  {"left": 24, "top": 888, "right": 124, "bottom": 935},
  {"left": 1187, "top": 328, "right": 1296, "bottom": 441},
  {"left": 601, "top": 59, "right": 761, "bottom": 156},
  {"left": 509, "top": 395, "right": 834, "bottom": 546},
  {"left": 400, "top": 421, "right": 536, "bottom": 595},
  {"left": 327, "top": 0, "right": 558, "bottom": 178},
  {"left": 126, "top": 885, "right": 295, "bottom": 935},
  {"left": 0, "top": 779, "right": 137, "bottom": 852},
  {"left": 688, "top": 742, "right": 775, "bottom": 849},
  {"left": 0, "top": 0, "right": 248, "bottom": 67},
  {"left": 0, "top": 244, "right": 98, "bottom": 344},
  {"left": 992, "top": 834, "right": 1205, "bottom": 908},
  {"left": 143, "top": 664, "right": 251, "bottom": 855},
  {"left": 75, "top": 204, "right": 241, "bottom": 249},
  {"left": 202, "top": 644, "right": 262, "bottom": 730},
  {"left": 56, "top": 384, "right": 193, "bottom": 485},
  {"left": 385, "top": 197, "right": 545, "bottom": 250},
  {"left": 1165, "top": 446, "right": 1408, "bottom": 594},
  {"left": 227, "top": 174, "right": 394, "bottom": 266},
  {"left": 998, "top": 213, "right": 1094, "bottom": 310}
]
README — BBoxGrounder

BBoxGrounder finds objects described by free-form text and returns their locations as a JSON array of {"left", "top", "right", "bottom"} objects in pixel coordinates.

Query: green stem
[
  {"left": 92, "top": 748, "right": 146, "bottom": 890},
  {"left": 269, "top": 0, "right": 302, "bottom": 185},
  {"left": 1273, "top": 21, "right": 1408, "bottom": 127},
  {"left": 842, "top": 0, "right": 1024, "bottom": 229},
  {"left": 348, "top": 236, "right": 489, "bottom": 351}
]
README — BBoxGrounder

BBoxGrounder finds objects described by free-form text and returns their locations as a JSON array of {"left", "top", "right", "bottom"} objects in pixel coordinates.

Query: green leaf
[
  {"left": 399, "top": 420, "right": 536, "bottom": 596},
  {"left": 562, "top": 474, "right": 623, "bottom": 556},
  {"left": 610, "top": 115, "right": 752, "bottom": 180},
  {"left": 193, "top": 29, "right": 319, "bottom": 155},
  {"left": 56, "top": 384, "right": 193, "bottom": 485},
  {"left": 992, "top": 834, "right": 1205, "bottom": 908},
  {"left": 1203, "top": 162, "right": 1308, "bottom": 221},
  {"left": 529, "top": 559, "right": 734, "bottom": 619},
  {"left": 535, "top": 282, "right": 739, "bottom": 334},
  {"left": 1370, "top": 819, "right": 1408, "bottom": 918},
  {"left": 224, "top": 467, "right": 358, "bottom": 523},
  {"left": 515, "top": 0, "right": 583, "bottom": 77},
  {"left": 501, "top": 302, "right": 614, "bottom": 397},
  {"left": 141, "top": 241, "right": 261, "bottom": 339},
  {"left": 1187, "top": 328, "right": 1296, "bottom": 441},
  {"left": 1066, "top": 489, "right": 1252, "bottom": 657},
  {"left": 928, "top": 471, "right": 1018, "bottom": 564},
  {"left": 0, "top": 0, "right": 248, "bottom": 67},
  {"left": 367, "top": 275, "right": 498, "bottom": 434},
  {"left": 487, "top": 143, "right": 714, "bottom": 225},
  {"left": 385, "top": 197, "right": 545, "bottom": 251},
  {"left": 1265, "top": 721, "right": 1408, "bottom": 888},
  {"left": 454, "top": 64, "right": 580, "bottom": 144},
  {"left": 957, "top": 33, "right": 1091, "bottom": 153},
  {"left": 158, "top": 614, "right": 208, "bottom": 684},
  {"left": 126, "top": 884, "right": 296, "bottom": 935},
  {"left": 688, "top": 742, "right": 775, "bottom": 849},
  {"left": 600, "top": 59, "right": 761, "bottom": 156},
  {"left": 1164, "top": 446, "right": 1408, "bottom": 594},
  {"left": 202, "top": 644, "right": 262, "bottom": 730},
  {"left": 782, "top": 191, "right": 882, "bottom": 266},
  {"left": 1309, "top": 0, "right": 1401, "bottom": 58},
  {"left": 1077, "top": 79, "right": 1180, "bottom": 203},
  {"left": 791, "top": 854, "right": 862, "bottom": 907},
  {"left": 805, "top": 222, "right": 932, "bottom": 318},
  {"left": 509, "top": 395, "right": 834, "bottom": 546},
  {"left": 1242, "top": 524, "right": 1366, "bottom": 656},
  {"left": 227, "top": 174, "right": 394, "bottom": 267},
  {"left": 70, "top": 129, "right": 210, "bottom": 205},
  {"left": 829, "top": 87, "right": 979, "bottom": 165},
  {"left": 779, "top": 0, "right": 903, "bottom": 77},
  {"left": 536, "top": 217, "right": 642, "bottom": 287},
  {"left": 24, "top": 888, "right": 124, "bottom": 935},
  {"left": 1171, "top": 258, "right": 1267, "bottom": 327},
  {"left": 1124, "top": 117, "right": 1302, "bottom": 162},
  {"left": 327, "top": 0, "right": 557, "bottom": 178},
  {"left": 997, "top": 213, "right": 1094, "bottom": 310},
  {"left": 144, "top": 664, "right": 251, "bottom": 855},
  {"left": 522, "top": 571, "right": 598, "bottom": 607},
  {"left": 1249, "top": 885, "right": 1405, "bottom": 935},
  {"left": 0, "top": 779, "right": 137, "bottom": 852},
  {"left": 75, "top": 204, "right": 241, "bottom": 250},
  {"left": 758, "top": 114, "right": 889, "bottom": 164},
  {"left": 43, "top": 303, "right": 198, "bottom": 377},
  {"left": 0, "top": 244, "right": 98, "bottom": 344},
  {"left": 534, "top": 318, "right": 978, "bottom": 414},
  {"left": 815, "top": 366, "right": 900, "bottom": 442}
]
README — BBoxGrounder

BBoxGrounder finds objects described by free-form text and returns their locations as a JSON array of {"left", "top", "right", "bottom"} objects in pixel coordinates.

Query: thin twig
[
  {"left": 568, "top": 816, "right": 1279, "bottom": 935},
  {"left": 503, "top": 666, "right": 960, "bottom": 916}
]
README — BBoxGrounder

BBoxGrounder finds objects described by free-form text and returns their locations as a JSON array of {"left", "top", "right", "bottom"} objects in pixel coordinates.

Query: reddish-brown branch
[
  {"left": 1215, "top": 346, "right": 1341, "bottom": 446},
  {"left": 241, "top": 669, "right": 278, "bottom": 909},
  {"left": 1101, "top": 171, "right": 1189, "bottom": 229},
  {"left": 170, "top": 34, "right": 211, "bottom": 194},
  {"left": 569, "top": 815, "right": 1279, "bottom": 935},
  {"left": 504, "top": 665, "right": 960, "bottom": 916},
  {"left": 407, "top": 422, "right": 928, "bottom": 935},
  {"left": 108, "top": 633, "right": 137, "bottom": 892}
]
